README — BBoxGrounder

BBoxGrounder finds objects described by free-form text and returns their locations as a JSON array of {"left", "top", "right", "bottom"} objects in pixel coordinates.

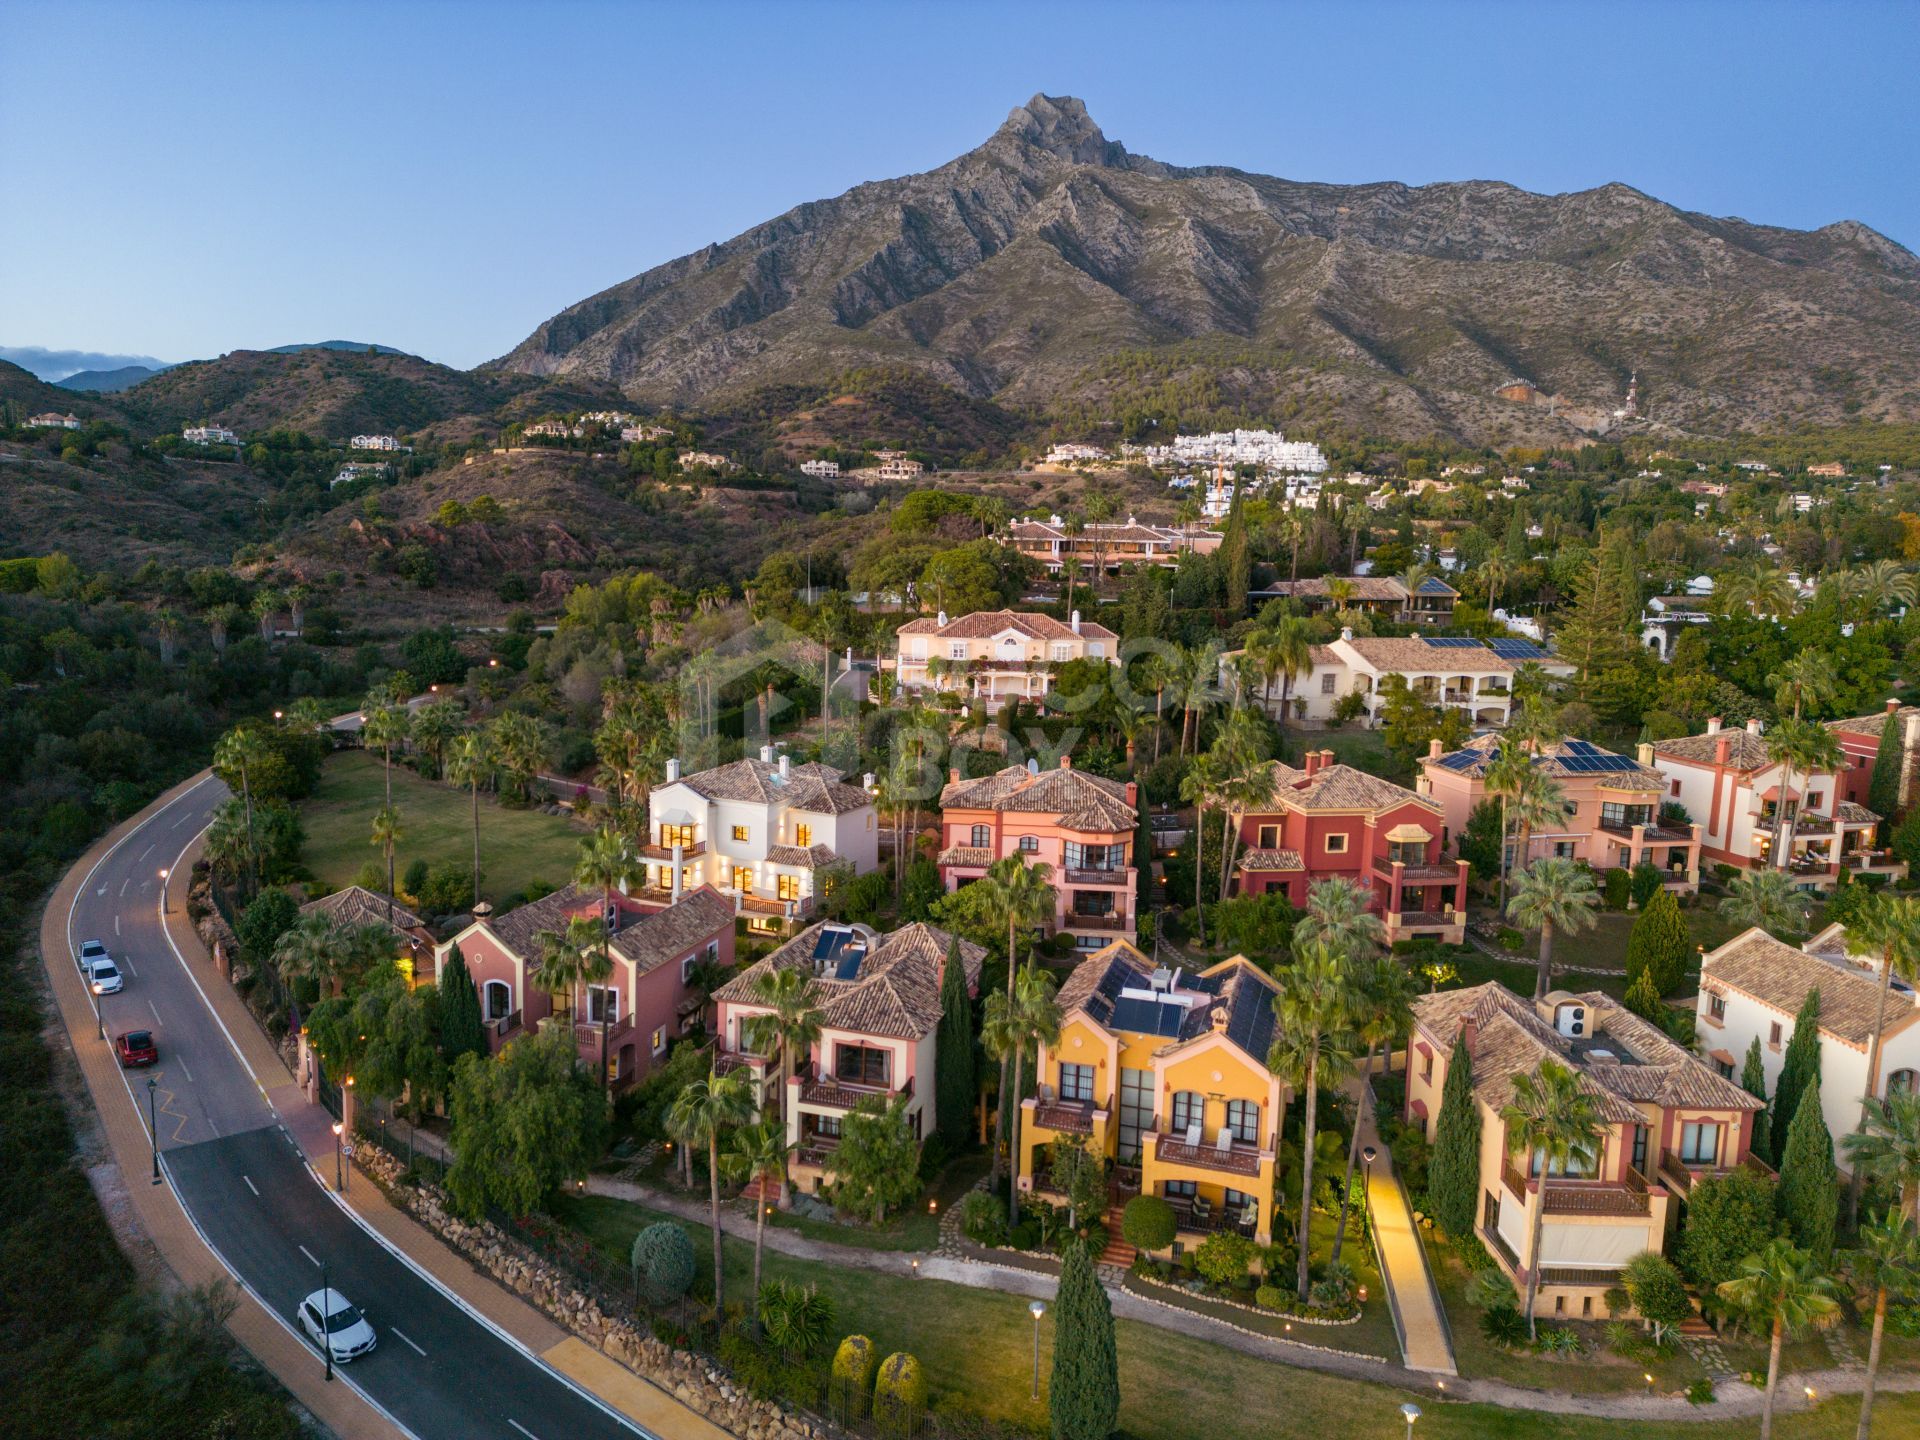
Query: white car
[
  {"left": 298, "top": 1288, "right": 378, "bottom": 1362},
  {"left": 77, "top": 939, "right": 110, "bottom": 973},
  {"left": 85, "top": 958, "right": 124, "bottom": 994}
]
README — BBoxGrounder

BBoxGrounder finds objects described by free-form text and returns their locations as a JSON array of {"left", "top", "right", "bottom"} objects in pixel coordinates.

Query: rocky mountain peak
[{"left": 992, "top": 93, "right": 1132, "bottom": 168}]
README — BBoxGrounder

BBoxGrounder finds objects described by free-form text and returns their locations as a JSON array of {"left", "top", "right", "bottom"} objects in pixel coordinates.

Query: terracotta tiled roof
[
  {"left": 895, "top": 609, "right": 1118, "bottom": 643},
  {"left": 1425, "top": 735, "right": 1665, "bottom": 790},
  {"left": 1654, "top": 728, "right": 1774, "bottom": 768},
  {"left": 1341, "top": 637, "right": 1514, "bottom": 673},
  {"left": 1262, "top": 576, "right": 1409, "bottom": 602},
  {"left": 1826, "top": 706, "right": 1920, "bottom": 739},
  {"left": 301, "top": 884, "right": 427, "bottom": 935},
  {"left": 609, "top": 888, "right": 733, "bottom": 977},
  {"left": 713, "top": 921, "right": 985, "bottom": 1040},
  {"left": 1836, "top": 801, "right": 1882, "bottom": 825},
  {"left": 937, "top": 845, "right": 995, "bottom": 868},
  {"left": 1237, "top": 847, "right": 1304, "bottom": 873},
  {"left": 669, "top": 757, "right": 871, "bottom": 815},
  {"left": 1054, "top": 942, "right": 1280, "bottom": 1069},
  {"left": 1255, "top": 760, "right": 1435, "bottom": 815},
  {"left": 487, "top": 882, "right": 596, "bottom": 959},
  {"left": 764, "top": 843, "right": 845, "bottom": 868},
  {"left": 939, "top": 764, "right": 1136, "bottom": 832},
  {"left": 1701, "top": 925, "right": 1910, "bottom": 1047}
]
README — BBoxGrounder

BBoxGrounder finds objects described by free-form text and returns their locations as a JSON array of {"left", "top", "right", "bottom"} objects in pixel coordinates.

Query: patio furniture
[
  {"left": 1184, "top": 1121, "right": 1202, "bottom": 1147},
  {"left": 1213, "top": 1129, "right": 1233, "bottom": 1155},
  {"left": 1190, "top": 1195, "right": 1211, "bottom": 1224}
]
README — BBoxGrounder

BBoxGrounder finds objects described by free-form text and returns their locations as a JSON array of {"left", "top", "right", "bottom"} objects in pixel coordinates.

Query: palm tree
[
  {"left": 212, "top": 726, "right": 268, "bottom": 892},
  {"left": 250, "top": 586, "right": 281, "bottom": 642},
  {"left": 745, "top": 966, "right": 825, "bottom": 1145},
  {"left": 1716, "top": 1238, "right": 1841, "bottom": 1440},
  {"left": 153, "top": 607, "right": 184, "bottom": 666},
  {"left": 1483, "top": 743, "right": 1533, "bottom": 910},
  {"left": 273, "top": 913, "right": 351, "bottom": 1001},
  {"left": 1851, "top": 559, "right": 1917, "bottom": 623},
  {"left": 202, "top": 803, "right": 251, "bottom": 889},
  {"left": 1505, "top": 763, "right": 1568, "bottom": 876},
  {"left": 486, "top": 711, "right": 552, "bottom": 802},
  {"left": 1718, "top": 867, "right": 1803, "bottom": 934},
  {"left": 362, "top": 694, "right": 410, "bottom": 813},
  {"left": 1271, "top": 940, "right": 1359, "bottom": 1302},
  {"left": 1139, "top": 650, "right": 1178, "bottom": 765},
  {"left": 972, "top": 855, "right": 1057, "bottom": 1185},
  {"left": 1248, "top": 612, "right": 1314, "bottom": 731},
  {"left": 1211, "top": 712, "right": 1277, "bottom": 902},
  {"left": 665, "top": 1068, "right": 756, "bottom": 1314},
  {"left": 369, "top": 806, "right": 403, "bottom": 923},
  {"left": 1331, "top": 956, "right": 1415, "bottom": 1267},
  {"left": 1843, "top": 1090, "right": 1920, "bottom": 1228},
  {"left": 720, "top": 1120, "right": 794, "bottom": 1319},
  {"left": 560, "top": 905, "right": 619, "bottom": 1098},
  {"left": 1845, "top": 895, "right": 1920, "bottom": 1224},
  {"left": 532, "top": 925, "right": 588, "bottom": 1025},
  {"left": 1505, "top": 857, "right": 1600, "bottom": 999},
  {"left": 445, "top": 731, "right": 492, "bottom": 905},
  {"left": 981, "top": 961, "right": 1061, "bottom": 1227},
  {"left": 207, "top": 602, "right": 241, "bottom": 656},
  {"left": 1179, "top": 751, "right": 1227, "bottom": 945},
  {"left": 1294, "top": 877, "right": 1387, "bottom": 957},
  {"left": 1479, "top": 553, "right": 1511, "bottom": 616},
  {"left": 1849, "top": 1210, "right": 1920, "bottom": 1440},
  {"left": 1501, "top": 1060, "right": 1604, "bottom": 1340},
  {"left": 1764, "top": 718, "right": 1844, "bottom": 872},
  {"left": 409, "top": 701, "right": 463, "bottom": 780},
  {"left": 1768, "top": 651, "right": 1836, "bottom": 724}
]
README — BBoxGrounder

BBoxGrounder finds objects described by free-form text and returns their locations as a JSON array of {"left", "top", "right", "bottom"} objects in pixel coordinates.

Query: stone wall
[{"left": 350, "top": 1145, "right": 820, "bottom": 1440}]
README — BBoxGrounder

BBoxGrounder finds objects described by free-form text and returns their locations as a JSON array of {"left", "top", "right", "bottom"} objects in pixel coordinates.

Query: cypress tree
[
  {"left": 1624, "top": 888, "right": 1690, "bottom": 996},
  {"left": 1740, "top": 1036, "right": 1772, "bottom": 1162},
  {"left": 1221, "top": 485, "right": 1250, "bottom": 613},
  {"left": 1775, "top": 1078, "right": 1838, "bottom": 1266},
  {"left": 1868, "top": 712, "right": 1904, "bottom": 822},
  {"left": 437, "top": 943, "right": 486, "bottom": 1066},
  {"left": 1134, "top": 801, "right": 1152, "bottom": 924},
  {"left": 1050, "top": 1241, "right": 1118, "bottom": 1440},
  {"left": 1769, "top": 989, "right": 1823, "bottom": 1166},
  {"left": 1428, "top": 1034, "right": 1482, "bottom": 1240},
  {"left": 934, "top": 936, "right": 975, "bottom": 1149}
]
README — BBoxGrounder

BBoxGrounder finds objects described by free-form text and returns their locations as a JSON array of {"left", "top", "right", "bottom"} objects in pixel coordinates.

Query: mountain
[
  {"left": 489, "top": 94, "right": 1920, "bottom": 440},
  {"left": 267, "top": 340, "right": 412, "bottom": 356},
  {"left": 115, "top": 348, "right": 628, "bottom": 441},
  {"left": 59, "top": 365, "right": 166, "bottom": 393},
  {"left": 0, "top": 359, "right": 119, "bottom": 420},
  {"left": 0, "top": 346, "right": 172, "bottom": 383}
]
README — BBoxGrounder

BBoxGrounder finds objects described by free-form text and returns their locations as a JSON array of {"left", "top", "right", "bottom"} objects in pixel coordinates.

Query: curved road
[{"left": 66, "top": 773, "right": 650, "bottom": 1440}]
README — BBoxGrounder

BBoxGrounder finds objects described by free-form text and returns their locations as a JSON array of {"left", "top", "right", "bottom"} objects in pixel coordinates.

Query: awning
[
  {"left": 1759, "top": 785, "right": 1802, "bottom": 802},
  {"left": 1409, "top": 1098, "right": 1429, "bottom": 1120},
  {"left": 1385, "top": 823, "right": 1434, "bottom": 844},
  {"left": 1708, "top": 1049, "right": 1737, "bottom": 1067}
]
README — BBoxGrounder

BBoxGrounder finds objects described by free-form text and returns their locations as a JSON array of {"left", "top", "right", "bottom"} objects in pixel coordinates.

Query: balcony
[
  {"left": 713, "top": 1050, "right": 770, "bottom": 1079},
  {"left": 1064, "top": 912, "right": 1129, "bottom": 932},
  {"left": 1168, "top": 1196, "right": 1258, "bottom": 1238},
  {"left": 1387, "top": 911, "right": 1461, "bottom": 936},
  {"left": 573, "top": 1015, "right": 635, "bottom": 1048},
  {"left": 1031, "top": 1097, "right": 1101, "bottom": 1135},
  {"left": 1151, "top": 1129, "right": 1264, "bottom": 1178},
  {"left": 639, "top": 838, "right": 705, "bottom": 860},
  {"left": 1372, "top": 856, "right": 1461, "bottom": 883},
  {"left": 795, "top": 1138, "right": 840, "bottom": 1170},
  {"left": 797, "top": 1068, "right": 910, "bottom": 1111},
  {"left": 1064, "top": 868, "right": 1130, "bottom": 887},
  {"left": 484, "top": 1010, "right": 522, "bottom": 1042},
  {"left": 1596, "top": 820, "right": 1695, "bottom": 843},
  {"left": 1540, "top": 1166, "right": 1651, "bottom": 1217},
  {"left": 1658, "top": 1150, "right": 1774, "bottom": 1199}
]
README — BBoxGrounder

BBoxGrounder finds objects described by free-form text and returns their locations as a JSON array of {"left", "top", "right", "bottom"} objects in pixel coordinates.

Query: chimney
[
  {"left": 1889, "top": 698, "right": 1903, "bottom": 715},
  {"left": 1059, "top": 755, "right": 1073, "bottom": 770},
  {"left": 862, "top": 771, "right": 875, "bottom": 790},
  {"left": 936, "top": 610, "right": 948, "bottom": 628},
  {"left": 950, "top": 767, "right": 961, "bottom": 783},
  {"left": 1303, "top": 751, "right": 1321, "bottom": 778},
  {"left": 1427, "top": 738, "right": 1444, "bottom": 761},
  {"left": 665, "top": 757, "right": 680, "bottom": 783},
  {"left": 1460, "top": 1018, "right": 1477, "bottom": 1054},
  {"left": 1637, "top": 742, "right": 1654, "bottom": 766},
  {"left": 779, "top": 754, "right": 791, "bottom": 780},
  {"left": 471, "top": 900, "right": 494, "bottom": 923},
  {"left": 1124, "top": 781, "right": 1138, "bottom": 808},
  {"left": 1321, "top": 749, "right": 1336, "bottom": 771},
  {"left": 1706, "top": 717, "right": 1722, "bottom": 735},
  {"left": 1341, "top": 626, "right": 1355, "bottom": 642},
  {"left": 1746, "top": 718, "right": 1763, "bottom": 736},
  {"left": 760, "top": 744, "right": 775, "bottom": 764},
  {"left": 1071, "top": 609, "right": 1083, "bottom": 634},
  {"left": 1715, "top": 736, "right": 1731, "bottom": 767}
]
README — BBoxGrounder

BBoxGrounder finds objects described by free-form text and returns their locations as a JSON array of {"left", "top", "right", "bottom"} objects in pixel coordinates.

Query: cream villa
[{"left": 893, "top": 609, "right": 1119, "bottom": 704}]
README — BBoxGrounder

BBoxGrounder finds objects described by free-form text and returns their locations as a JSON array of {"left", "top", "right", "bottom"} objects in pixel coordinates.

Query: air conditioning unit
[{"left": 1556, "top": 1004, "right": 1588, "bottom": 1038}]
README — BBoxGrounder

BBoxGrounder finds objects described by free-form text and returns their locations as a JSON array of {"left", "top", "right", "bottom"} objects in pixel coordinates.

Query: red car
[{"left": 116, "top": 1029, "right": 158, "bottom": 1067}]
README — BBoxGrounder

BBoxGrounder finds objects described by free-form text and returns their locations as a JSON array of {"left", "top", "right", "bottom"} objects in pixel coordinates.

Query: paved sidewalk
[{"left": 1352, "top": 1080, "right": 1457, "bottom": 1374}]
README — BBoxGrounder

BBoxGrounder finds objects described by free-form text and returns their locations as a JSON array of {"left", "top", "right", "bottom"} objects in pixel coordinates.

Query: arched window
[
  {"left": 1018, "top": 835, "right": 1039, "bottom": 853},
  {"left": 1889, "top": 1068, "right": 1918, "bottom": 1096},
  {"left": 1226, "top": 1099, "right": 1261, "bottom": 1145},
  {"left": 484, "top": 980, "right": 511, "bottom": 1021},
  {"left": 1170, "top": 1090, "right": 1205, "bottom": 1137}
]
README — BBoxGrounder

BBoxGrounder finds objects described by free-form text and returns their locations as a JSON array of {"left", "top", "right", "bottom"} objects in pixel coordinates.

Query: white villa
[
  {"left": 891, "top": 609, "right": 1119, "bottom": 704},
  {"left": 350, "top": 433, "right": 402, "bottom": 451},
  {"left": 183, "top": 424, "right": 239, "bottom": 445},
  {"left": 800, "top": 459, "right": 841, "bottom": 479}
]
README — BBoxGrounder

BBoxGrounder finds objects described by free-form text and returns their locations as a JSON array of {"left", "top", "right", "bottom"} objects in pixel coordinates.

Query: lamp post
[
  {"left": 147, "top": 1076, "right": 161, "bottom": 1184},
  {"left": 159, "top": 867, "right": 171, "bottom": 914},
  {"left": 93, "top": 977, "right": 107, "bottom": 1040},
  {"left": 321, "top": 1259, "right": 334, "bottom": 1383},
  {"left": 1400, "top": 1401, "right": 1421, "bottom": 1439},
  {"left": 332, "top": 1120, "right": 344, "bottom": 1192},
  {"left": 1028, "top": 1299, "right": 1046, "bottom": 1400}
]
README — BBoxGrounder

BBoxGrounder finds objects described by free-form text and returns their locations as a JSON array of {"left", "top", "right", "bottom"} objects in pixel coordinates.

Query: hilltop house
[
  {"left": 435, "top": 884, "right": 734, "bottom": 1084},
  {"left": 999, "top": 515, "right": 1222, "bottom": 574},
  {"left": 1419, "top": 736, "right": 1703, "bottom": 893},
  {"left": 183, "top": 424, "right": 239, "bottom": 445},
  {"left": 642, "top": 750, "right": 880, "bottom": 934},
  {"left": 350, "top": 434, "right": 401, "bottom": 451},
  {"left": 938, "top": 758, "right": 1138, "bottom": 951},
  {"left": 1639, "top": 595, "right": 1714, "bottom": 661},
  {"left": 1249, "top": 574, "right": 1459, "bottom": 626},
  {"left": 1019, "top": 943, "right": 1286, "bottom": 1249},
  {"left": 1650, "top": 719, "right": 1904, "bottom": 888},
  {"left": 1235, "top": 750, "right": 1470, "bottom": 944},
  {"left": 28, "top": 411, "right": 82, "bottom": 429},
  {"left": 713, "top": 921, "right": 984, "bottom": 1193},
  {"left": 799, "top": 459, "right": 840, "bottom": 478},
  {"left": 1697, "top": 924, "right": 1920, "bottom": 1171},
  {"left": 1406, "top": 983, "right": 1765, "bottom": 1320},
  {"left": 892, "top": 609, "right": 1119, "bottom": 704}
]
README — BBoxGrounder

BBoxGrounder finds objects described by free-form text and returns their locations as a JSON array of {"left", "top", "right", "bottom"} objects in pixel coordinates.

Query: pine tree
[
  {"left": 1624, "top": 968, "right": 1663, "bottom": 1021},
  {"left": 1050, "top": 1242, "right": 1119, "bottom": 1440},
  {"left": 1775, "top": 1079, "right": 1838, "bottom": 1267},
  {"left": 1741, "top": 1036, "right": 1772, "bottom": 1162},
  {"left": 934, "top": 937, "right": 976, "bottom": 1149},
  {"left": 1554, "top": 557, "right": 1644, "bottom": 725},
  {"left": 1624, "top": 888, "right": 1690, "bottom": 996},
  {"left": 1428, "top": 1034, "right": 1482, "bottom": 1239},
  {"left": 1769, "top": 989, "right": 1822, "bottom": 1166},
  {"left": 1868, "top": 712, "right": 1904, "bottom": 822},
  {"left": 438, "top": 943, "right": 486, "bottom": 1066}
]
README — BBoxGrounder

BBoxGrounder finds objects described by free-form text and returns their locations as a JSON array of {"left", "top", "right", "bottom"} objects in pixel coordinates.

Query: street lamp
[
  {"left": 147, "top": 1076, "right": 161, "bottom": 1184},
  {"left": 1029, "top": 1299, "right": 1046, "bottom": 1400},
  {"left": 92, "top": 977, "right": 107, "bottom": 1040},
  {"left": 159, "top": 867, "right": 171, "bottom": 914},
  {"left": 332, "top": 1121, "right": 344, "bottom": 1192},
  {"left": 321, "top": 1258, "right": 334, "bottom": 1383},
  {"left": 1400, "top": 1402, "right": 1421, "bottom": 1439}
]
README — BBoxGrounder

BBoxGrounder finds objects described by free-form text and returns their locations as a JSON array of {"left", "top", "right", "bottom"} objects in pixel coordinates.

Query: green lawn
[
  {"left": 548, "top": 1192, "right": 1920, "bottom": 1440},
  {"left": 758, "top": 1152, "right": 990, "bottom": 1252},
  {"left": 1474, "top": 900, "right": 1747, "bottom": 999},
  {"left": 298, "top": 750, "right": 583, "bottom": 905}
]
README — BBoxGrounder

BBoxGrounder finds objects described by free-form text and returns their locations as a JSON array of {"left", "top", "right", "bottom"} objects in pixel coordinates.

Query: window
[
  {"left": 1714, "top": 1058, "right": 1735, "bottom": 1080},
  {"left": 1630, "top": 1124, "right": 1648, "bottom": 1175},
  {"left": 949, "top": 642, "right": 967, "bottom": 660},
  {"left": 586, "top": 985, "right": 619, "bottom": 1024},
  {"left": 1258, "top": 824, "right": 1280, "bottom": 848},
  {"left": 1769, "top": 1021, "right": 1783, "bottom": 1047},
  {"left": 970, "top": 824, "right": 991, "bottom": 848},
  {"left": 1388, "top": 840, "right": 1424, "bottom": 866},
  {"left": 1320, "top": 672, "right": 1336, "bottom": 695},
  {"left": 795, "top": 823, "right": 813, "bottom": 847},
  {"left": 1600, "top": 802, "right": 1652, "bottom": 830},
  {"left": 1707, "top": 992, "right": 1727, "bottom": 1022},
  {"left": 1528, "top": 1145, "right": 1595, "bottom": 1178},
  {"left": 835, "top": 1044, "right": 890, "bottom": 1088},
  {"left": 732, "top": 825, "right": 750, "bottom": 842},
  {"left": 1018, "top": 835, "right": 1039, "bottom": 852},
  {"left": 1679, "top": 1121, "right": 1721, "bottom": 1166},
  {"left": 1223, "top": 1187, "right": 1256, "bottom": 1214},
  {"left": 1324, "top": 833, "right": 1349, "bottom": 854},
  {"left": 733, "top": 865, "right": 753, "bottom": 894},
  {"left": 660, "top": 823, "right": 696, "bottom": 848},
  {"left": 484, "top": 980, "right": 512, "bottom": 1021},
  {"left": 1162, "top": 1179, "right": 1197, "bottom": 1201},
  {"left": 1118, "top": 1068, "right": 1153, "bottom": 1162},
  {"left": 1888, "top": 1068, "right": 1917, "bottom": 1096},
  {"left": 1059, "top": 1063, "right": 1094, "bottom": 1102},
  {"left": 1052, "top": 643, "right": 1073, "bottom": 662},
  {"left": 1552, "top": 840, "right": 1577, "bottom": 859},
  {"left": 1170, "top": 1090, "right": 1205, "bottom": 1135},
  {"left": 1808, "top": 794, "right": 1823, "bottom": 810},
  {"left": 1226, "top": 1099, "right": 1260, "bottom": 1145},
  {"left": 777, "top": 874, "right": 802, "bottom": 902},
  {"left": 1670, "top": 780, "right": 1682, "bottom": 797},
  {"left": 651, "top": 1026, "right": 667, "bottom": 1055},
  {"left": 1421, "top": 1049, "right": 1434, "bottom": 1082}
]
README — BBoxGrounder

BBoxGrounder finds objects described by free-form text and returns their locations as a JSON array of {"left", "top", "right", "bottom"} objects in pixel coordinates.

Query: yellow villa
[{"left": 1018, "top": 941, "right": 1285, "bottom": 1248}]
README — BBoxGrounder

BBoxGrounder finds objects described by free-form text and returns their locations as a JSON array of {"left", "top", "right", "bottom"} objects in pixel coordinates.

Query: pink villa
[
  {"left": 435, "top": 883, "right": 734, "bottom": 1086},
  {"left": 1418, "top": 735, "right": 1704, "bottom": 893},
  {"left": 937, "top": 759, "right": 1139, "bottom": 952},
  {"left": 711, "top": 920, "right": 985, "bottom": 1194},
  {"left": 1826, "top": 700, "right": 1920, "bottom": 811}
]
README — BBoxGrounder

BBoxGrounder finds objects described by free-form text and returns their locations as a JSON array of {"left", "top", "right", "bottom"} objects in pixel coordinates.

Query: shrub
[
  {"left": 1620, "top": 1250, "right": 1691, "bottom": 1343},
  {"left": 1254, "top": 1284, "right": 1287, "bottom": 1311},
  {"left": 1310, "top": 1259, "right": 1356, "bottom": 1309},
  {"left": 1625, "top": 888, "right": 1690, "bottom": 995},
  {"left": 1193, "top": 1231, "right": 1256, "bottom": 1288},
  {"left": 1497, "top": 927, "right": 1526, "bottom": 951},
  {"left": 1535, "top": 1325, "right": 1582, "bottom": 1356},
  {"left": 758, "top": 1280, "right": 834, "bottom": 1358},
  {"left": 1629, "top": 861, "right": 1665, "bottom": 910},
  {"left": 1602, "top": 867, "right": 1631, "bottom": 911},
  {"left": 873, "top": 1352, "right": 926, "bottom": 1440},
  {"left": 1121, "top": 1195, "right": 1177, "bottom": 1253},
  {"left": 1480, "top": 1305, "right": 1526, "bottom": 1346},
  {"left": 1465, "top": 1267, "right": 1517, "bottom": 1311},
  {"left": 830, "top": 1335, "right": 879, "bottom": 1421},
  {"left": 631, "top": 1221, "right": 697, "bottom": 1305},
  {"left": 1686, "top": 1377, "right": 1717, "bottom": 1405},
  {"left": 1676, "top": 1167, "right": 1776, "bottom": 1291},
  {"left": 958, "top": 1190, "right": 1008, "bottom": 1246}
]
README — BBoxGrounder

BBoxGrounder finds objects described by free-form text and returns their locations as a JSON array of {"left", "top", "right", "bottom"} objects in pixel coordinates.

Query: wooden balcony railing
[
  {"left": 1031, "top": 1098, "right": 1100, "bottom": 1135},
  {"left": 1502, "top": 1158, "right": 1529, "bottom": 1201},
  {"left": 1065, "top": 912, "right": 1129, "bottom": 932},
  {"left": 1540, "top": 1166, "right": 1651, "bottom": 1217},
  {"left": 1151, "top": 1130, "right": 1264, "bottom": 1178},
  {"left": 797, "top": 1071, "right": 910, "bottom": 1111}
]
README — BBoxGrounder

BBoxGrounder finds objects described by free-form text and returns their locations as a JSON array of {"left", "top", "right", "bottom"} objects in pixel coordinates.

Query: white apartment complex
[
  {"left": 183, "top": 424, "right": 239, "bottom": 445},
  {"left": 1128, "top": 429, "right": 1327, "bottom": 474},
  {"left": 800, "top": 459, "right": 841, "bottom": 478},
  {"left": 350, "top": 433, "right": 401, "bottom": 451},
  {"left": 892, "top": 609, "right": 1119, "bottom": 703}
]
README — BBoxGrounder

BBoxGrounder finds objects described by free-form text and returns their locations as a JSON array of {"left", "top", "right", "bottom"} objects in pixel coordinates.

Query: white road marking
[
  {"left": 137, "top": 844, "right": 153, "bottom": 862},
  {"left": 122, "top": 955, "right": 137, "bottom": 976},
  {"left": 178, "top": 1058, "right": 193, "bottom": 1083},
  {"left": 207, "top": 1116, "right": 220, "bottom": 1136},
  {"left": 298, "top": 1244, "right": 321, "bottom": 1267},
  {"left": 243, "top": 1174, "right": 260, "bottom": 1197},
  {"left": 96, "top": 885, "right": 107, "bottom": 896},
  {"left": 114, "top": 916, "right": 121, "bottom": 935},
  {"left": 172, "top": 811, "right": 189, "bottom": 827},
  {"left": 119, "top": 879, "right": 130, "bottom": 896},
  {"left": 509, "top": 1422, "right": 542, "bottom": 1440},
  {"left": 149, "top": 1000, "right": 163, "bottom": 1024},
  {"left": 391, "top": 1327, "right": 426, "bottom": 1356}
]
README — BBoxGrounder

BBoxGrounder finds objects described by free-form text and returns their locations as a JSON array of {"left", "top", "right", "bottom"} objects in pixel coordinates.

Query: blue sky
[{"left": 3, "top": 0, "right": 1914, "bottom": 370}]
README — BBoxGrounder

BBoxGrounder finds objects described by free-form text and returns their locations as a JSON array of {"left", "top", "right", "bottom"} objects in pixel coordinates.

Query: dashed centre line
[
  {"left": 242, "top": 1174, "right": 260, "bottom": 1197},
  {"left": 298, "top": 1244, "right": 321, "bottom": 1268},
  {"left": 391, "top": 1327, "right": 426, "bottom": 1357}
]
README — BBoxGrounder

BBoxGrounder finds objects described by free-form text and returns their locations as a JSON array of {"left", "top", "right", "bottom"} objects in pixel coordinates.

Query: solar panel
[
  {"left": 1425, "top": 636, "right": 1481, "bottom": 648},
  {"left": 1488, "top": 638, "right": 1549, "bottom": 659},
  {"left": 835, "top": 952, "right": 865, "bottom": 981},
  {"left": 1110, "top": 997, "right": 1187, "bottom": 1037},
  {"left": 1565, "top": 740, "right": 1600, "bottom": 756},
  {"left": 1438, "top": 750, "right": 1481, "bottom": 771}
]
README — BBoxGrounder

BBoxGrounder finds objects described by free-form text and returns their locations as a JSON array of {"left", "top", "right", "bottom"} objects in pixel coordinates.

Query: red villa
[{"left": 1232, "top": 750, "right": 1469, "bottom": 944}]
